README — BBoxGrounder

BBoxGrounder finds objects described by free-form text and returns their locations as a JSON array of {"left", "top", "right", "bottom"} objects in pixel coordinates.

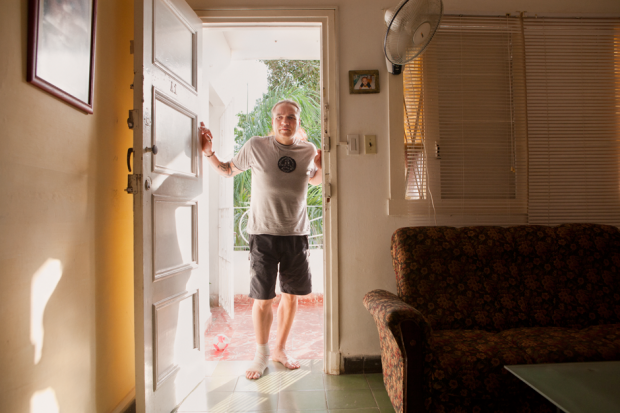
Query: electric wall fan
[{"left": 384, "top": 0, "right": 443, "bottom": 75}]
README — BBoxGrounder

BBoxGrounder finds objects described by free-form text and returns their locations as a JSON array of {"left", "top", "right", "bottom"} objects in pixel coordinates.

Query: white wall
[{"left": 189, "top": 0, "right": 620, "bottom": 361}]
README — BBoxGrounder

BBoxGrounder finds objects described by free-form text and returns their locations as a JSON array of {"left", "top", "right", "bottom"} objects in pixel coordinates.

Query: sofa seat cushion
[
  {"left": 498, "top": 325, "right": 620, "bottom": 364},
  {"left": 428, "top": 329, "right": 532, "bottom": 403},
  {"left": 584, "top": 324, "right": 620, "bottom": 346}
]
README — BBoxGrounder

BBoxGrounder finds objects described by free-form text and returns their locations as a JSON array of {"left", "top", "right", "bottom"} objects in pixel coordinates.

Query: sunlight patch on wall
[
  {"left": 30, "top": 259, "right": 63, "bottom": 364},
  {"left": 30, "top": 387, "right": 60, "bottom": 413}
]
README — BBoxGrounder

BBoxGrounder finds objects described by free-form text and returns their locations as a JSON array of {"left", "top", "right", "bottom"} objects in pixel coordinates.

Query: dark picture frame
[
  {"left": 349, "top": 70, "right": 380, "bottom": 94},
  {"left": 27, "top": 0, "right": 98, "bottom": 114}
]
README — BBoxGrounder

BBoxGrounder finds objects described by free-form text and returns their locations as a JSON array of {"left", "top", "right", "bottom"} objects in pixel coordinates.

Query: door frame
[{"left": 196, "top": 7, "right": 341, "bottom": 375}]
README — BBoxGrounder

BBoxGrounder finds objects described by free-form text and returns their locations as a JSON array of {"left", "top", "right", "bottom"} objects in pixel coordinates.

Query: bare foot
[
  {"left": 272, "top": 348, "right": 300, "bottom": 370},
  {"left": 246, "top": 370, "right": 262, "bottom": 380},
  {"left": 246, "top": 351, "right": 269, "bottom": 380}
]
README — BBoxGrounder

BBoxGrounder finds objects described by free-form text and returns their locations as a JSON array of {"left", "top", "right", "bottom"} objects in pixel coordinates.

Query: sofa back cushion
[
  {"left": 391, "top": 226, "right": 519, "bottom": 331},
  {"left": 548, "top": 224, "right": 620, "bottom": 328},
  {"left": 391, "top": 224, "right": 620, "bottom": 331}
]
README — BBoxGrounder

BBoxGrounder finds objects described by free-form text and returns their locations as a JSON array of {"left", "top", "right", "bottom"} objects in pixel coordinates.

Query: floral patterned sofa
[{"left": 363, "top": 224, "right": 620, "bottom": 413}]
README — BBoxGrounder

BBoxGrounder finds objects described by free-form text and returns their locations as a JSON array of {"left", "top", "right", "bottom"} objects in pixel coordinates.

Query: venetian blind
[
  {"left": 404, "top": 16, "right": 528, "bottom": 226},
  {"left": 523, "top": 18, "right": 620, "bottom": 226}
]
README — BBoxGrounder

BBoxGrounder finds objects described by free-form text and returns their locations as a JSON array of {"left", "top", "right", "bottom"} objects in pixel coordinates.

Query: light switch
[
  {"left": 347, "top": 134, "right": 360, "bottom": 155},
  {"left": 364, "top": 135, "right": 377, "bottom": 154}
]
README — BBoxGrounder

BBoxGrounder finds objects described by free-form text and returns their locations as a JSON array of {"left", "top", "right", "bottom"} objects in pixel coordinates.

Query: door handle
[{"left": 127, "top": 148, "right": 134, "bottom": 172}]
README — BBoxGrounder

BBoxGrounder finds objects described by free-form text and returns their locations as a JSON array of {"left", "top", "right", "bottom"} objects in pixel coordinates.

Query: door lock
[{"left": 125, "top": 174, "right": 142, "bottom": 194}]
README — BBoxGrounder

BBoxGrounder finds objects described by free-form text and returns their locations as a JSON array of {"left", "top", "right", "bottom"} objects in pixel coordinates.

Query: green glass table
[{"left": 505, "top": 361, "right": 620, "bottom": 413}]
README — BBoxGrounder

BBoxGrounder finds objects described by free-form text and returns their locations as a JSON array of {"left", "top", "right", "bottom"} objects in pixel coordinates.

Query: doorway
[{"left": 202, "top": 25, "right": 325, "bottom": 364}]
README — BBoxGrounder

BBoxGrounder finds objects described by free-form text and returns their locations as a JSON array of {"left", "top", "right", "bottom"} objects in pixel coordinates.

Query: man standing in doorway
[{"left": 200, "top": 99, "right": 322, "bottom": 380}]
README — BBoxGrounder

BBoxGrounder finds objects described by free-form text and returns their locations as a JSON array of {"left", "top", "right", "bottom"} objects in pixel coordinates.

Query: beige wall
[
  {"left": 0, "top": 0, "right": 135, "bottom": 412},
  {"left": 189, "top": 0, "right": 620, "bottom": 363}
]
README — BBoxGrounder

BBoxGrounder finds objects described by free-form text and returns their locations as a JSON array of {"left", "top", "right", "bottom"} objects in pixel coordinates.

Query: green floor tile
[
  {"left": 279, "top": 390, "right": 328, "bottom": 410},
  {"left": 311, "top": 359, "right": 324, "bottom": 373},
  {"left": 230, "top": 391, "right": 279, "bottom": 412},
  {"left": 296, "top": 359, "right": 315, "bottom": 371},
  {"left": 212, "top": 361, "right": 252, "bottom": 377},
  {"left": 280, "top": 372, "right": 324, "bottom": 391},
  {"left": 324, "top": 374, "right": 370, "bottom": 390},
  {"left": 372, "top": 389, "right": 394, "bottom": 410},
  {"left": 235, "top": 373, "right": 281, "bottom": 393},
  {"left": 326, "top": 389, "right": 377, "bottom": 410},
  {"left": 204, "top": 375, "right": 239, "bottom": 392},
  {"left": 328, "top": 408, "right": 379, "bottom": 413},
  {"left": 380, "top": 405, "right": 397, "bottom": 413},
  {"left": 365, "top": 373, "right": 386, "bottom": 389},
  {"left": 233, "top": 411, "right": 276, "bottom": 413},
  {"left": 278, "top": 410, "right": 328, "bottom": 413},
  {"left": 177, "top": 390, "right": 232, "bottom": 413}
]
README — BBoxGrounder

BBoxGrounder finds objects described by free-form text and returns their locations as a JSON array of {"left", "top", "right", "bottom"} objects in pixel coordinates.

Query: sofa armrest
[
  {"left": 363, "top": 289, "right": 431, "bottom": 413},
  {"left": 363, "top": 289, "right": 430, "bottom": 334}
]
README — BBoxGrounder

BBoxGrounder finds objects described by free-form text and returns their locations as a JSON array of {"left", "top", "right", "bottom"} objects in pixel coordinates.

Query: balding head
[{"left": 271, "top": 99, "right": 301, "bottom": 118}]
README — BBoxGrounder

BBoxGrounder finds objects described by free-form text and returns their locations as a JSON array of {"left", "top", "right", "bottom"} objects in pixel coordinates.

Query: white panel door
[
  {"left": 218, "top": 102, "right": 235, "bottom": 319},
  {"left": 133, "top": 0, "right": 207, "bottom": 412}
]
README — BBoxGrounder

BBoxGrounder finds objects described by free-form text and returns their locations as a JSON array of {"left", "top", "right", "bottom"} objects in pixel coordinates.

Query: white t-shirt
[{"left": 232, "top": 136, "right": 318, "bottom": 236}]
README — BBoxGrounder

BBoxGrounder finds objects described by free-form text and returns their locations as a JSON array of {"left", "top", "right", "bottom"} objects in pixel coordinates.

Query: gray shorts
[{"left": 248, "top": 234, "right": 312, "bottom": 300}]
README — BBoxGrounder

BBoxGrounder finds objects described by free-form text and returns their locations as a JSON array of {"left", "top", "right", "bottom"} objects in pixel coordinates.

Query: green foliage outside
[{"left": 233, "top": 60, "right": 323, "bottom": 250}]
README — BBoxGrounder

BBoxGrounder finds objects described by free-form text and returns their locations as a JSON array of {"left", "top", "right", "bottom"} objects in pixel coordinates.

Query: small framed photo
[
  {"left": 349, "top": 70, "right": 380, "bottom": 94},
  {"left": 27, "top": 0, "right": 98, "bottom": 113}
]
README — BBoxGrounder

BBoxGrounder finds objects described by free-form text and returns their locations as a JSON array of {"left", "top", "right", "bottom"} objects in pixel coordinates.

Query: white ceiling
[{"left": 205, "top": 25, "right": 321, "bottom": 60}]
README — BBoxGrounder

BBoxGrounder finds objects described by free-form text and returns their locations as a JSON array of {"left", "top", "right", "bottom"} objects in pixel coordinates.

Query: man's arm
[
  {"left": 207, "top": 153, "right": 243, "bottom": 178},
  {"left": 200, "top": 122, "right": 243, "bottom": 178},
  {"left": 309, "top": 149, "right": 323, "bottom": 186}
]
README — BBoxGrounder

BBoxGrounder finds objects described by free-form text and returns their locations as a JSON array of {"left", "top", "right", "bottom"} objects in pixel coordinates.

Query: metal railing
[{"left": 233, "top": 206, "right": 323, "bottom": 250}]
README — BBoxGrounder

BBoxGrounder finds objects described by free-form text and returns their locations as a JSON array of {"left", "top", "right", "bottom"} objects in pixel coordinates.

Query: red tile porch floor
[{"left": 205, "top": 294, "right": 324, "bottom": 361}]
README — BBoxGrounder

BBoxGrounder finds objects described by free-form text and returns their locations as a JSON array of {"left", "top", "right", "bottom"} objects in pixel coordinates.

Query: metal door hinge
[
  {"left": 125, "top": 174, "right": 142, "bottom": 194},
  {"left": 323, "top": 136, "right": 331, "bottom": 153},
  {"left": 127, "top": 110, "right": 136, "bottom": 129},
  {"left": 324, "top": 182, "right": 332, "bottom": 199}
]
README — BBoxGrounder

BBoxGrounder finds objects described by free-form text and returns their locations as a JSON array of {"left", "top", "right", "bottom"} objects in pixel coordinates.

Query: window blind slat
[
  {"left": 524, "top": 17, "right": 620, "bottom": 226},
  {"left": 404, "top": 15, "right": 527, "bottom": 225}
]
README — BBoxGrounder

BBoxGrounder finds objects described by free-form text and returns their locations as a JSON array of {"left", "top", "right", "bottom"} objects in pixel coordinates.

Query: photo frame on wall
[
  {"left": 349, "top": 70, "right": 380, "bottom": 94},
  {"left": 27, "top": 0, "right": 98, "bottom": 114}
]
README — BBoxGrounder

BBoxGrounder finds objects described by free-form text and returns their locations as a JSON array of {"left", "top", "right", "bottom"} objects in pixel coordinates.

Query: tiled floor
[
  {"left": 205, "top": 296, "right": 324, "bottom": 361},
  {"left": 175, "top": 359, "right": 395, "bottom": 413}
]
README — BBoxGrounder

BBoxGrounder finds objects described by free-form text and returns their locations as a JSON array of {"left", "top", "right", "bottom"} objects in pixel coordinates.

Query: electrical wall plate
[
  {"left": 364, "top": 135, "right": 377, "bottom": 154},
  {"left": 347, "top": 134, "right": 360, "bottom": 155}
]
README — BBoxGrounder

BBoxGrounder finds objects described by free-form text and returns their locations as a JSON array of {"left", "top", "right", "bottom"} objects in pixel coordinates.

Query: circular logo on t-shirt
[{"left": 278, "top": 156, "right": 296, "bottom": 173}]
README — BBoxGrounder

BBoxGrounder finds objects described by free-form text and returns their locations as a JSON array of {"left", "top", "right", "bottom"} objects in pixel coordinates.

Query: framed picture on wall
[
  {"left": 349, "top": 70, "right": 380, "bottom": 94},
  {"left": 27, "top": 0, "right": 98, "bottom": 114}
]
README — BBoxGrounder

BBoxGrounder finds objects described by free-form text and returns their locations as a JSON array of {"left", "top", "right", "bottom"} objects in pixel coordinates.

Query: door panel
[
  {"left": 153, "top": 290, "right": 199, "bottom": 390},
  {"left": 153, "top": 0, "right": 196, "bottom": 88},
  {"left": 134, "top": 0, "right": 206, "bottom": 412},
  {"left": 153, "top": 92, "right": 196, "bottom": 177},
  {"left": 153, "top": 197, "right": 197, "bottom": 279}
]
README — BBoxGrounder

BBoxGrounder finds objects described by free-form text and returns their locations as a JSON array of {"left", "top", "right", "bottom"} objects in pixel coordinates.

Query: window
[
  {"left": 523, "top": 17, "right": 620, "bottom": 225},
  {"left": 403, "top": 15, "right": 620, "bottom": 226}
]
